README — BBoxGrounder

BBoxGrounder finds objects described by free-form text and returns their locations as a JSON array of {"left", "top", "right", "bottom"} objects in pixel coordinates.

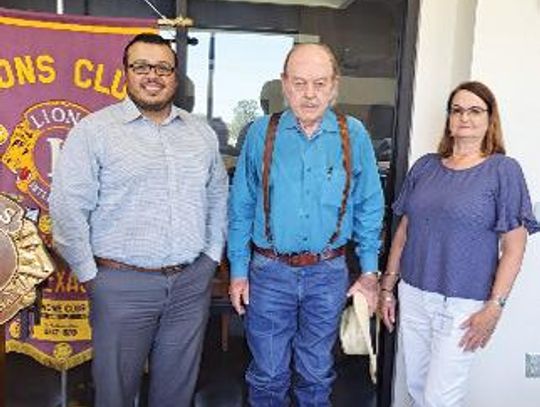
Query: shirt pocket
[{"left": 321, "top": 166, "right": 347, "bottom": 208}]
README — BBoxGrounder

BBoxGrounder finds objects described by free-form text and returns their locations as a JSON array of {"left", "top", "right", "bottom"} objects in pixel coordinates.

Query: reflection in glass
[{"left": 187, "top": 30, "right": 292, "bottom": 165}]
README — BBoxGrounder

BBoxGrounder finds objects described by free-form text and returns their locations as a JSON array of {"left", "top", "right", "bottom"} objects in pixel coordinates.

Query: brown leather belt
[
  {"left": 253, "top": 245, "right": 346, "bottom": 267},
  {"left": 95, "top": 257, "right": 186, "bottom": 276}
]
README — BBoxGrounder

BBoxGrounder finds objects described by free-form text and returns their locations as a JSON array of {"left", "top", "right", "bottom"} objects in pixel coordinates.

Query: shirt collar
[
  {"left": 121, "top": 97, "right": 183, "bottom": 125},
  {"left": 281, "top": 108, "right": 339, "bottom": 137}
]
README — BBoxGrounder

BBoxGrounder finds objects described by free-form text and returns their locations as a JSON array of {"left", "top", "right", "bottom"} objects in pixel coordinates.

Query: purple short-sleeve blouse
[{"left": 393, "top": 153, "right": 539, "bottom": 300}]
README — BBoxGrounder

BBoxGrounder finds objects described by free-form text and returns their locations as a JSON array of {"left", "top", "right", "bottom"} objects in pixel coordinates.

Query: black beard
[{"left": 127, "top": 88, "right": 176, "bottom": 113}]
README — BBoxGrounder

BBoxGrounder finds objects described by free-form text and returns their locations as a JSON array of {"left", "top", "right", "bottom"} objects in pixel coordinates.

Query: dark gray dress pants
[{"left": 90, "top": 255, "right": 215, "bottom": 407}]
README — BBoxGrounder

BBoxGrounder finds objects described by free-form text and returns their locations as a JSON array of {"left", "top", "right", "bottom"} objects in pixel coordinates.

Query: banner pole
[
  {"left": 60, "top": 369, "right": 67, "bottom": 407},
  {"left": 1, "top": 324, "right": 5, "bottom": 407},
  {"left": 55, "top": 6, "right": 66, "bottom": 407},
  {"left": 56, "top": 0, "right": 64, "bottom": 15}
]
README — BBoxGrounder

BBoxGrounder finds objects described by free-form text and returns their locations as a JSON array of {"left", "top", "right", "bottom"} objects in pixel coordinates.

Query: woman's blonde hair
[{"left": 437, "top": 81, "right": 505, "bottom": 157}]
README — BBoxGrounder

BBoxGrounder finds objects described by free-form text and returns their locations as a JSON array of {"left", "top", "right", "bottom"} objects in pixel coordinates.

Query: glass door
[{"left": 181, "top": 1, "right": 408, "bottom": 405}]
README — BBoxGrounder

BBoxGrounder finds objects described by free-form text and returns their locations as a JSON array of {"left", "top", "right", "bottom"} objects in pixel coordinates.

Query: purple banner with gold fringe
[{"left": 0, "top": 7, "right": 157, "bottom": 370}]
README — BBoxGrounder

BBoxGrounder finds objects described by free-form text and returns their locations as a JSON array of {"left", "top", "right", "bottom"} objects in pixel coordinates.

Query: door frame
[{"left": 377, "top": 0, "right": 419, "bottom": 406}]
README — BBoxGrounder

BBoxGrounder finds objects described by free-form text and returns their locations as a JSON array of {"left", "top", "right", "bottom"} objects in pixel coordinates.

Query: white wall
[
  {"left": 408, "top": 0, "right": 477, "bottom": 163},
  {"left": 394, "top": 0, "right": 540, "bottom": 405},
  {"left": 467, "top": 1, "right": 540, "bottom": 405}
]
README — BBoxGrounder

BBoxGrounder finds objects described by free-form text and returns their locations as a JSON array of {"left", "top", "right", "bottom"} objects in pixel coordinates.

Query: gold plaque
[{"left": 0, "top": 194, "right": 55, "bottom": 324}]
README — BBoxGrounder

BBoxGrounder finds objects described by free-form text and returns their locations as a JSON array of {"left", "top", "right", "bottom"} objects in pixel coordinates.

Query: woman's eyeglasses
[{"left": 448, "top": 106, "right": 488, "bottom": 119}]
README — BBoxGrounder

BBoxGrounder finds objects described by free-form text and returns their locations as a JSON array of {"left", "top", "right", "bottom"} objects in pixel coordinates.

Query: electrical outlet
[{"left": 525, "top": 353, "right": 540, "bottom": 378}]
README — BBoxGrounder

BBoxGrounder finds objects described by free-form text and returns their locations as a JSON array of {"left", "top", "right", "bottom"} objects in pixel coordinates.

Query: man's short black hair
[{"left": 122, "top": 33, "right": 177, "bottom": 68}]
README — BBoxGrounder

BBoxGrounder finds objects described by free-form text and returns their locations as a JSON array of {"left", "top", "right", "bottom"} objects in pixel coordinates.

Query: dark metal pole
[
  {"left": 207, "top": 32, "right": 215, "bottom": 120},
  {"left": 175, "top": 0, "right": 189, "bottom": 110},
  {"left": 377, "top": 1, "right": 420, "bottom": 406}
]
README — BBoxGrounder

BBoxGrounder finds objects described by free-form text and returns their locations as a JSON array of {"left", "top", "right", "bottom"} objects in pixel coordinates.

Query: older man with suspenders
[{"left": 228, "top": 43, "right": 384, "bottom": 406}]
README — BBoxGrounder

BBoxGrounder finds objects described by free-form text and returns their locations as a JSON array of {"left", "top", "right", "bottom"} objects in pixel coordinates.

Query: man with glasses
[
  {"left": 228, "top": 43, "right": 384, "bottom": 406},
  {"left": 50, "top": 33, "right": 228, "bottom": 407}
]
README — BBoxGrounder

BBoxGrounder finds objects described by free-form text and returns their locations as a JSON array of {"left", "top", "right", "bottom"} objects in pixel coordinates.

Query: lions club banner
[{"left": 0, "top": 7, "right": 157, "bottom": 370}]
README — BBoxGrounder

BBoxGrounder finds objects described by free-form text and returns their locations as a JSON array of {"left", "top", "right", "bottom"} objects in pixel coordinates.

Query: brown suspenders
[
  {"left": 262, "top": 111, "right": 283, "bottom": 243},
  {"left": 331, "top": 113, "right": 352, "bottom": 244},
  {"left": 262, "top": 111, "right": 352, "bottom": 246}
]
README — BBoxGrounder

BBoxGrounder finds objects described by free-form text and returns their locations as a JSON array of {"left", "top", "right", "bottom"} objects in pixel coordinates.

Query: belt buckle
[
  {"left": 161, "top": 264, "right": 182, "bottom": 276},
  {"left": 288, "top": 254, "right": 303, "bottom": 267},
  {"left": 320, "top": 249, "right": 333, "bottom": 261},
  {"left": 288, "top": 252, "right": 316, "bottom": 267}
]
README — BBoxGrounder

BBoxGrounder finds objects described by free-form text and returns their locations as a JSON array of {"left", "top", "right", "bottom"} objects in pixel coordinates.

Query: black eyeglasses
[{"left": 128, "top": 62, "right": 175, "bottom": 77}]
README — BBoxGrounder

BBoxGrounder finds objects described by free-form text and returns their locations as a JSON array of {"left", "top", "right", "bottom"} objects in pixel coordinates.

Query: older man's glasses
[
  {"left": 448, "top": 106, "right": 488, "bottom": 119},
  {"left": 128, "top": 62, "right": 175, "bottom": 77}
]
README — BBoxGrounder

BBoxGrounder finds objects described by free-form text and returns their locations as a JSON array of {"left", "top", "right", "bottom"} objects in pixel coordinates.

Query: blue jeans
[{"left": 245, "top": 253, "right": 349, "bottom": 407}]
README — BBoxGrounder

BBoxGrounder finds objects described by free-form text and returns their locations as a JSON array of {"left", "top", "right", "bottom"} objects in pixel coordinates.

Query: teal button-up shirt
[{"left": 228, "top": 109, "right": 384, "bottom": 278}]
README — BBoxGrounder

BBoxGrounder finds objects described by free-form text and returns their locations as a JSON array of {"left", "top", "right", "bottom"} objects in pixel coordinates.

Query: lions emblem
[
  {"left": 0, "top": 193, "right": 55, "bottom": 324},
  {"left": 1, "top": 100, "right": 90, "bottom": 210}
]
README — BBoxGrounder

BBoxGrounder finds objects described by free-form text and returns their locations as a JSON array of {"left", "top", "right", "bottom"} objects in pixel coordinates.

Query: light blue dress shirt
[
  {"left": 50, "top": 98, "right": 228, "bottom": 282},
  {"left": 228, "top": 109, "right": 384, "bottom": 278}
]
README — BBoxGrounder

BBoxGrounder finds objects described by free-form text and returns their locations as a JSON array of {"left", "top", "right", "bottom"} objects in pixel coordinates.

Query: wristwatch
[
  {"left": 490, "top": 296, "right": 507, "bottom": 308},
  {"left": 362, "top": 270, "right": 381, "bottom": 279}
]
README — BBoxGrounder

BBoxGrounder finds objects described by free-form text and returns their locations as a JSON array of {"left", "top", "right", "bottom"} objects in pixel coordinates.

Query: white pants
[{"left": 397, "top": 281, "right": 484, "bottom": 407}]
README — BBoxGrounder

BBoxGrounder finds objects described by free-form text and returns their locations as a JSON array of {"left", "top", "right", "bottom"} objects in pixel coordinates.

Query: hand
[
  {"left": 347, "top": 273, "right": 379, "bottom": 316},
  {"left": 459, "top": 303, "right": 502, "bottom": 352},
  {"left": 229, "top": 278, "right": 249, "bottom": 315},
  {"left": 378, "top": 290, "right": 397, "bottom": 332},
  {"left": 189, "top": 253, "right": 218, "bottom": 274}
]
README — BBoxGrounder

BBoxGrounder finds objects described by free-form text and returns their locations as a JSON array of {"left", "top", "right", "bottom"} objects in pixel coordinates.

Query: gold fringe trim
[{"left": 6, "top": 339, "right": 92, "bottom": 371}]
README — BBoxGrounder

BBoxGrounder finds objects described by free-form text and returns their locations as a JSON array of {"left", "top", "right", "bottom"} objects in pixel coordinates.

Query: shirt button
[
  {"left": 303, "top": 237, "right": 308, "bottom": 241},
  {"left": 306, "top": 167, "right": 312, "bottom": 173},
  {"left": 305, "top": 214, "right": 310, "bottom": 219}
]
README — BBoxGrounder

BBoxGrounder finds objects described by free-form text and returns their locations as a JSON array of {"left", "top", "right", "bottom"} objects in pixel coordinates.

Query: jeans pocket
[
  {"left": 250, "top": 253, "right": 275, "bottom": 273},
  {"left": 324, "top": 255, "right": 347, "bottom": 271}
]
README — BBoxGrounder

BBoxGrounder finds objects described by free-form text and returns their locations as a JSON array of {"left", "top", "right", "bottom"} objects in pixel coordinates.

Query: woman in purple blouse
[{"left": 379, "top": 81, "right": 539, "bottom": 406}]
